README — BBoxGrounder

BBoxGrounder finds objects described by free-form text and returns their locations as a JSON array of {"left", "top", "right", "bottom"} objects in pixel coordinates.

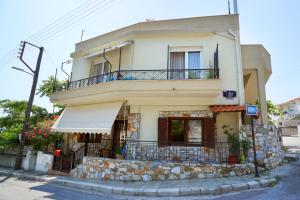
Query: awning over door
[{"left": 51, "top": 102, "right": 123, "bottom": 134}]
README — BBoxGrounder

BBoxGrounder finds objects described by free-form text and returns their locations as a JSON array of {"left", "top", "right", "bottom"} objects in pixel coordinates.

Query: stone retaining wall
[
  {"left": 71, "top": 157, "right": 254, "bottom": 181},
  {"left": 242, "top": 125, "right": 284, "bottom": 169}
]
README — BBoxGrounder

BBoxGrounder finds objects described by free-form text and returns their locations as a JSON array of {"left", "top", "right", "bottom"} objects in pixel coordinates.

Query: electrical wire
[{"left": 0, "top": 0, "right": 118, "bottom": 69}]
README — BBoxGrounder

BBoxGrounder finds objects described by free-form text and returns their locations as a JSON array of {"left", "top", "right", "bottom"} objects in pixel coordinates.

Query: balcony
[
  {"left": 54, "top": 68, "right": 219, "bottom": 93},
  {"left": 50, "top": 68, "right": 221, "bottom": 105}
]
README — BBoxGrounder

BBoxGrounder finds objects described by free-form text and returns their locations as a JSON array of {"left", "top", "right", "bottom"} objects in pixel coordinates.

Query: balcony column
[{"left": 256, "top": 67, "right": 268, "bottom": 125}]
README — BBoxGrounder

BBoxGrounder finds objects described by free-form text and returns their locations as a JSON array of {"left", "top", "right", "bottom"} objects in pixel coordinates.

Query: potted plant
[
  {"left": 115, "top": 146, "right": 123, "bottom": 159},
  {"left": 241, "top": 138, "right": 252, "bottom": 162},
  {"left": 223, "top": 125, "right": 240, "bottom": 164}
]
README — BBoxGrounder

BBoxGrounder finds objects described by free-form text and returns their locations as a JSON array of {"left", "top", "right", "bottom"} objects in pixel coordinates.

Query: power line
[
  {"left": 0, "top": 0, "right": 106, "bottom": 65},
  {"left": 27, "top": 0, "right": 103, "bottom": 43},
  {"left": 25, "top": 0, "right": 99, "bottom": 42},
  {"left": 34, "top": 0, "right": 117, "bottom": 45},
  {"left": 0, "top": 0, "right": 118, "bottom": 69}
]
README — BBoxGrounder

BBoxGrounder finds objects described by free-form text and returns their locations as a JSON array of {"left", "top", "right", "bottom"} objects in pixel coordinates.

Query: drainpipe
[
  {"left": 103, "top": 48, "right": 113, "bottom": 77},
  {"left": 118, "top": 47, "right": 122, "bottom": 80},
  {"left": 228, "top": 29, "right": 245, "bottom": 105}
]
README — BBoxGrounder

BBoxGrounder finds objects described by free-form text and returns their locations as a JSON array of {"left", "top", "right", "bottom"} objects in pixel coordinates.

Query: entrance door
[{"left": 112, "top": 120, "right": 127, "bottom": 158}]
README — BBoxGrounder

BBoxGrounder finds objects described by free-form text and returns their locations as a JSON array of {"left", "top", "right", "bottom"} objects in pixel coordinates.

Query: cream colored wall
[
  {"left": 66, "top": 32, "right": 241, "bottom": 105},
  {"left": 241, "top": 45, "right": 272, "bottom": 125},
  {"left": 133, "top": 105, "right": 209, "bottom": 141},
  {"left": 134, "top": 104, "right": 238, "bottom": 142},
  {"left": 71, "top": 58, "right": 91, "bottom": 81},
  {"left": 71, "top": 44, "right": 132, "bottom": 81},
  {"left": 244, "top": 70, "right": 259, "bottom": 104},
  {"left": 132, "top": 33, "right": 239, "bottom": 105},
  {"left": 215, "top": 112, "right": 239, "bottom": 142}
]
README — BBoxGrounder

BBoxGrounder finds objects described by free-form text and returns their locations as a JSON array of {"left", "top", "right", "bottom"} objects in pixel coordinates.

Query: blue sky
[{"left": 0, "top": 0, "right": 299, "bottom": 111}]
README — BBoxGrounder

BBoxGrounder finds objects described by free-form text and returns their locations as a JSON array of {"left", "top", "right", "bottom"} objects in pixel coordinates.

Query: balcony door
[
  {"left": 170, "top": 51, "right": 202, "bottom": 79},
  {"left": 170, "top": 52, "right": 185, "bottom": 79},
  {"left": 90, "top": 61, "right": 110, "bottom": 83}
]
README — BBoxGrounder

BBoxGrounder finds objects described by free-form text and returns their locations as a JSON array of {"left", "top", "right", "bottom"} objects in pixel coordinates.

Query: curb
[{"left": 0, "top": 170, "right": 277, "bottom": 197}]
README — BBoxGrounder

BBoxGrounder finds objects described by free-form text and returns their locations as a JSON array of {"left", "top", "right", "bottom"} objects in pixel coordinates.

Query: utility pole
[{"left": 14, "top": 41, "right": 44, "bottom": 170}]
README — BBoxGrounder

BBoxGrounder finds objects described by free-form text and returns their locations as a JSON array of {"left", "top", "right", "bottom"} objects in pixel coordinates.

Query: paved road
[{"left": 0, "top": 158, "right": 299, "bottom": 200}]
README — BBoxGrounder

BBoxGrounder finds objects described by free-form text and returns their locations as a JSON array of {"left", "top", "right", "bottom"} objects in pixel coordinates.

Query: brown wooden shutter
[
  {"left": 202, "top": 118, "right": 215, "bottom": 148},
  {"left": 158, "top": 117, "right": 168, "bottom": 147}
]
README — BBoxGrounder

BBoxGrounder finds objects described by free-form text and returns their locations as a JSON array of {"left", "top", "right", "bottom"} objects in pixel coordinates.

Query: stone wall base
[{"left": 70, "top": 157, "right": 254, "bottom": 182}]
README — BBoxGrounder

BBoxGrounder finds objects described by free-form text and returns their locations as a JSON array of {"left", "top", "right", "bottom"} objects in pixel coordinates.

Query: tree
[
  {"left": 0, "top": 99, "right": 49, "bottom": 129},
  {"left": 0, "top": 100, "right": 50, "bottom": 150},
  {"left": 36, "top": 76, "right": 66, "bottom": 114},
  {"left": 267, "top": 100, "right": 283, "bottom": 116},
  {"left": 36, "top": 75, "right": 66, "bottom": 97},
  {"left": 0, "top": 125, "right": 21, "bottom": 151}
]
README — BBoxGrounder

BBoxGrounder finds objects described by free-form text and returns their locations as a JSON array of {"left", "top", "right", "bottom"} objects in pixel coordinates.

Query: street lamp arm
[{"left": 11, "top": 67, "right": 34, "bottom": 76}]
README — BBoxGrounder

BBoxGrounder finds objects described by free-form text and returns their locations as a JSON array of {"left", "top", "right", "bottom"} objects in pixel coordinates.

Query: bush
[
  {"left": 241, "top": 138, "right": 252, "bottom": 159},
  {"left": 25, "top": 119, "right": 63, "bottom": 151},
  {"left": 0, "top": 126, "right": 20, "bottom": 151}
]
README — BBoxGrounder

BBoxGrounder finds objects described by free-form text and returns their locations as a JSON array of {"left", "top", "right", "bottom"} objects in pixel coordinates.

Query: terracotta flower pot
[{"left": 228, "top": 155, "right": 239, "bottom": 164}]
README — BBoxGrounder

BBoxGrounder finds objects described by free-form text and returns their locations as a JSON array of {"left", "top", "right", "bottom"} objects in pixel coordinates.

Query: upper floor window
[
  {"left": 90, "top": 61, "right": 109, "bottom": 77},
  {"left": 170, "top": 50, "right": 202, "bottom": 70},
  {"left": 169, "top": 49, "right": 203, "bottom": 79}
]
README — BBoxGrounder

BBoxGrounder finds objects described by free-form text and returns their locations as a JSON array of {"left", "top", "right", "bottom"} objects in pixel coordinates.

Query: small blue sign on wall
[{"left": 246, "top": 105, "right": 259, "bottom": 116}]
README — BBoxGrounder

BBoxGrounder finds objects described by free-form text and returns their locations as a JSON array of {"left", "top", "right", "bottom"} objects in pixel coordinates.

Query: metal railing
[
  {"left": 54, "top": 68, "right": 219, "bottom": 92},
  {"left": 124, "top": 140, "right": 231, "bottom": 163},
  {"left": 52, "top": 139, "right": 246, "bottom": 173}
]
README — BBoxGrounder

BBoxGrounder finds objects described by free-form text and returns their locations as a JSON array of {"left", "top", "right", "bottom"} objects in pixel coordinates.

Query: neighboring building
[
  {"left": 277, "top": 98, "right": 300, "bottom": 136},
  {"left": 278, "top": 97, "right": 300, "bottom": 117},
  {"left": 50, "top": 14, "right": 272, "bottom": 167}
]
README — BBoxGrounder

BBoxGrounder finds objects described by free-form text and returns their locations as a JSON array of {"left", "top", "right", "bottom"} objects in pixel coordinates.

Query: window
[
  {"left": 170, "top": 50, "right": 202, "bottom": 79},
  {"left": 90, "top": 62, "right": 110, "bottom": 77},
  {"left": 170, "top": 119, "right": 185, "bottom": 142},
  {"left": 168, "top": 118, "right": 202, "bottom": 144}
]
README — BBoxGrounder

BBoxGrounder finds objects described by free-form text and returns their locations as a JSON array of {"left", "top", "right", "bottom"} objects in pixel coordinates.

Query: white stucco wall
[{"left": 35, "top": 151, "right": 53, "bottom": 172}]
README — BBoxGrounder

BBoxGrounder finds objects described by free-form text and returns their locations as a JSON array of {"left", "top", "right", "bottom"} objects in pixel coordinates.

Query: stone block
[
  {"left": 171, "top": 167, "right": 181, "bottom": 175},
  {"left": 220, "top": 185, "right": 233, "bottom": 193},
  {"left": 247, "top": 181, "right": 260, "bottom": 189},
  {"left": 232, "top": 183, "right": 249, "bottom": 191}
]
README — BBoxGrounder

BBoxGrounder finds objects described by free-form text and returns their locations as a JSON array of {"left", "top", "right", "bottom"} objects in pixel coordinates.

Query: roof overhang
[{"left": 210, "top": 105, "right": 246, "bottom": 112}]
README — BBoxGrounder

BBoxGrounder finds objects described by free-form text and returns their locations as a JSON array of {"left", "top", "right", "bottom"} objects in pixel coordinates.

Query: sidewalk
[{"left": 0, "top": 167, "right": 277, "bottom": 197}]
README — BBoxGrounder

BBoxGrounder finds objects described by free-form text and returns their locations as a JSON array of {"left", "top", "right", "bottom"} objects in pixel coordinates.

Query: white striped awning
[
  {"left": 51, "top": 102, "right": 123, "bottom": 134},
  {"left": 83, "top": 41, "right": 133, "bottom": 59}
]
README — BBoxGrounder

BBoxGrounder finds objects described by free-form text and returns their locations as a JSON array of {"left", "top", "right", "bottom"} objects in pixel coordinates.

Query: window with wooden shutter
[
  {"left": 158, "top": 117, "right": 168, "bottom": 147},
  {"left": 202, "top": 118, "right": 215, "bottom": 148},
  {"left": 158, "top": 117, "right": 204, "bottom": 146}
]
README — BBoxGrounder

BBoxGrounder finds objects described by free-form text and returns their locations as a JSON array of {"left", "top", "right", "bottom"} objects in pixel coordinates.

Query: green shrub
[{"left": 0, "top": 126, "right": 20, "bottom": 151}]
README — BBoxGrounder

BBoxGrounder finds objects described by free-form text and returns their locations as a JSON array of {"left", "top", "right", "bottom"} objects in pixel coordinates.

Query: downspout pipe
[
  {"left": 228, "top": 29, "right": 245, "bottom": 105},
  {"left": 103, "top": 48, "right": 113, "bottom": 75}
]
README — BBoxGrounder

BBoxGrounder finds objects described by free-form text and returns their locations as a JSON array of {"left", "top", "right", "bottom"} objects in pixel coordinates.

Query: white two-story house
[{"left": 50, "top": 14, "right": 271, "bottom": 167}]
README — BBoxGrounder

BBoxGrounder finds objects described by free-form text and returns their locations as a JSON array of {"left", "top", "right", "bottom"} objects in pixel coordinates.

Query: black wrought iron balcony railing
[{"left": 54, "top": 68, "right": 219, "bottom": 93}]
